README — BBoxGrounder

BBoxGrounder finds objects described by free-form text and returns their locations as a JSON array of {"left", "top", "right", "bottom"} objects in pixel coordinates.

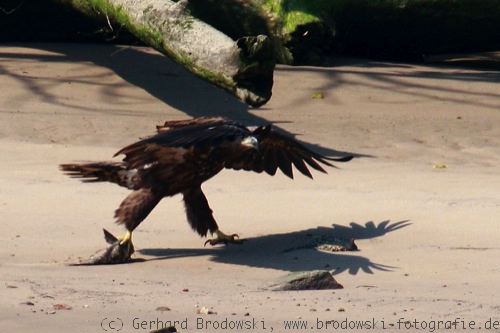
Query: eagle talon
[
  {"left": 119, "top": 231, "right": 132, "bottom": 246},
  {"left": 204, "top": 230, "right": 244, "bottom": 246},
  {"left": 119, "top": 232, "right": 135, "bottom": 255},
  {"left": 81, "top": 230, "right": 135, "bottom": 265}
]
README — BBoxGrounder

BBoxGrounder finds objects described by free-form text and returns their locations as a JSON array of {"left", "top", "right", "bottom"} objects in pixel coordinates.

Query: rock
[
  {"left": 156, "top": 306, "right": 171, "bottom": 312},
  {"left": 316, "top": 239, "right": 358, "bottom": 252},
  {"left": 270, "top": 270, "right": 343, "bottom": 291},
  {"left": 284, "top": 237, "right": 358, "bottom": 253}
]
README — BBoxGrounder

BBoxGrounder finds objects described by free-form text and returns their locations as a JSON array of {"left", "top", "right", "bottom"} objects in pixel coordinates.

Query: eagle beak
[{"left": 241, "top": 136, "right": 259, "bottom": 150}]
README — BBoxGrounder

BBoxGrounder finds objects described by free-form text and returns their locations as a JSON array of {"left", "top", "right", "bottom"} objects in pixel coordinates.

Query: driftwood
[{"left": 66, "top": 0, "right": 275, "bottom": 107}]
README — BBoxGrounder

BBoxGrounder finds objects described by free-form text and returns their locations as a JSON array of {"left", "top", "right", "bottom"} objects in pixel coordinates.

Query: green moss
[
  {"left": 282, "top": 10, "right": 319, "bottom": 33},
  {"left": 255, "top": 0, "right": 333, "bottom": 36},
  {"left": 69, "top": 0, "right": 165, "bottom": 49}
]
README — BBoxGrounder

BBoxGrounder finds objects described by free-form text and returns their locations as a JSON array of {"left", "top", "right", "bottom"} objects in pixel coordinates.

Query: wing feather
[
  {"left": 289, "top": 153, "right": 313, "bottom": 178},
  {"left": 263, "top": 149, "right": 278, "bottom": 176},
  {"left": 275, "top": 149, "right": 293, "bottom": 179},
  {"left": 224, "top": 125, "right": 352, "bottom": 179},
  {"left": 302, "top": 155, "right": 327, "bottom": 173}
]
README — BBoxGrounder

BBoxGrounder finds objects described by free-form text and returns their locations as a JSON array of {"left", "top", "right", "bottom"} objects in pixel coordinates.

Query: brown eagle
[{"left": 60, "top": 117, "right": 352, "bottom": 258}]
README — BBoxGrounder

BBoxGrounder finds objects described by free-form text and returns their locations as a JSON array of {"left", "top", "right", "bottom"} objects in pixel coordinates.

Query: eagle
[{"left": 60, "top": 117, "right": 352, "bottom": 260}]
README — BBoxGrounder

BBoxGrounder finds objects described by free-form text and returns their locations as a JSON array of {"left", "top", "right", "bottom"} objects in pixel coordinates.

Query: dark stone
[{"left": 271, "top": 270, "right": 343, "bottom": 291}]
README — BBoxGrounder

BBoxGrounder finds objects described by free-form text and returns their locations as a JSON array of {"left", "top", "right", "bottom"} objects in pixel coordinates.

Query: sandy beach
[{"left": 1, "top": 44, "right": 499, "bottom": 332}]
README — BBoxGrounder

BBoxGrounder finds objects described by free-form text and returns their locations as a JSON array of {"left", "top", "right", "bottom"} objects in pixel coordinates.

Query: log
[{"left": 65, "top": 0, "right": 275, "bottom": 107}]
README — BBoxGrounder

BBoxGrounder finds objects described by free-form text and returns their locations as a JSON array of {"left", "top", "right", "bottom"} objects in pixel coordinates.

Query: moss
[
  {"left": 69, "top": 0, "right": 164, "bottom": 48},
  {"left": 255, "top": 0, "right": 332, "bottom": 36},
  {"left": 282, "top": 10, "right": 320, "bottom": 33},
  {"left": 252, "top": 0, "right": 336, "bottom": 64}
]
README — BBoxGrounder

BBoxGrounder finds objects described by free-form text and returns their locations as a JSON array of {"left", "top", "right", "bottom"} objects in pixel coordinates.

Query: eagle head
[{"left": 241, "top": 136, "right": 259, "bottom": 150}]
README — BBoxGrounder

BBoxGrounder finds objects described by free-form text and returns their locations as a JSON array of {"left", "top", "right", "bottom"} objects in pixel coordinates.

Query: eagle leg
[{"left": 204, "top": 229, "right": 244, "bottom": 246}]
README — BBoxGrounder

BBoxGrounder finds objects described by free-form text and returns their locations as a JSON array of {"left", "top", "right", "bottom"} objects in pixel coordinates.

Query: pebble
[
  {"left": 53, "top": 304, "right": 72, "bottom": 310},
  {"left": 156, "top": 306, "right": 171, "bottom": 312},
  {"left": 197, "top": 307, "right": 216, "bottom": 315}
]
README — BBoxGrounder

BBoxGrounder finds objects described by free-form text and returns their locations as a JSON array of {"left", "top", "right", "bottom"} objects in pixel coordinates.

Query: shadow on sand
[
  {"left": 1, "top": 43, "right": 371, "bottom": 158},
  {"left": 140, "top": 219, "right": 411, "bottom": 275}
]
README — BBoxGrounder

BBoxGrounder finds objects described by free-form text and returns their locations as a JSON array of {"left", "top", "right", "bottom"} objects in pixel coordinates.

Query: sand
[{"left": 1, "top": 44, "right": 499, "bottom": 332}]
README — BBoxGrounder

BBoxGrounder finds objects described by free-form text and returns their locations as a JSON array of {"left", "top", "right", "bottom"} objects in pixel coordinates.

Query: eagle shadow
[{"left": 140, "top": 219, "right": 410, "bottom": 275}]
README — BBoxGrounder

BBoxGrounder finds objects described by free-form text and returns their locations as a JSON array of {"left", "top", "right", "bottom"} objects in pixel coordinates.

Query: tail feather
[{"left": 60, "top": 162, "right": 137, "bottom": 189}]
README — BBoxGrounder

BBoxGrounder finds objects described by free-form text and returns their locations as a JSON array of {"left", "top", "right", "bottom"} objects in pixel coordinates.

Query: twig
[
  {"left": 105, "top": 13, "right": 114, "bottom": 31},
  {"left": 0, "top": 0, "right": 25, "bottom": 15},
  {"left": 110, "top": 45, "right": 131, "bottom": 57}
]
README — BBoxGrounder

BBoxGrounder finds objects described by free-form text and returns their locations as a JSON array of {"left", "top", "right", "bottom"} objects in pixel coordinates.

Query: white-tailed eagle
[{"left": 60, "top": 117, "right": 352, "bottom": 260}]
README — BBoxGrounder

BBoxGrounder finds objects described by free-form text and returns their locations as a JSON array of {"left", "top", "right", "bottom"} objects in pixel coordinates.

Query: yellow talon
[
  {"left": 119, "top": 231, "right": 132, "bottom": 245},
  {"left": 204, "top": 229, "right": 243, "bottom": 246}
]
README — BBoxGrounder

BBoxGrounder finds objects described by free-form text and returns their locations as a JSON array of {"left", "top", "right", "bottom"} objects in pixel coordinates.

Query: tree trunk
[{"left": 66, "top": 0, "right": 275, "bottom": 107}]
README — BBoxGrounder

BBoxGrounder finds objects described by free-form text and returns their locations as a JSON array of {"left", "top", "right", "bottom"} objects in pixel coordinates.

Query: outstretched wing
[
  {"left": 115, "top": 117, "right": 250, "bottom": 170},
  {"left": 225, "top": 125, "right": 353, "bottom": 179}
]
